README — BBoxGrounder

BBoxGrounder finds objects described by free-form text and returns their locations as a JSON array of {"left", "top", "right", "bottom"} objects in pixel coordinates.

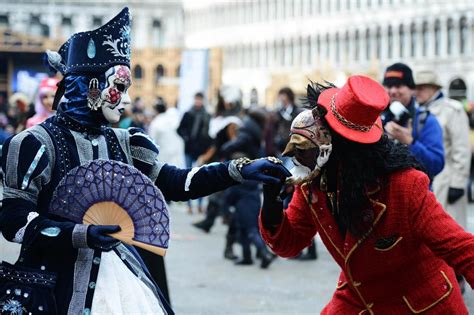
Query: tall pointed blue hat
[{"left": 46, "top": 7, "right": 131, "bottom": 75}]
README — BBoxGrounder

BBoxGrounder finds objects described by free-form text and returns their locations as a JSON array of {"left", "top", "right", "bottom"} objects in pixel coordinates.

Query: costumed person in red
[
  {"left": 259, "top": 75, "right": 474, "bottom": 314},
  {"left": 26, "top": 77, "right": 59, "bottom": 129}
]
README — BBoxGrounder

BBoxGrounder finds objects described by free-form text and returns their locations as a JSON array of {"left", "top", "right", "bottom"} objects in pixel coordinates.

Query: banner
[{"left": 177, "top": 49, "right": 209, "bottom": 113}]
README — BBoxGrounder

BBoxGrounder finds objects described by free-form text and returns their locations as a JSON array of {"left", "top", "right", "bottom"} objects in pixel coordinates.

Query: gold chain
[{"left": 330, "top": 94, "right": 373, "bottom": 132}]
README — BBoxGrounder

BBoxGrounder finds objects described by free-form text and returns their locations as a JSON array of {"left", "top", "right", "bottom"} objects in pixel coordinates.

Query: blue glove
[
  {"left": 240, "top": 158, "right": 291, "bottom": 184},
  {"left": 87, "top": 225, "right": 121, "bottom": 251}
]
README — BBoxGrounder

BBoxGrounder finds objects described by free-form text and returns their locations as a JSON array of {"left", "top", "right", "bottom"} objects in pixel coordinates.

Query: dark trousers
[{"left": 223, "top": 182, "right": 268, "bottom": 258}]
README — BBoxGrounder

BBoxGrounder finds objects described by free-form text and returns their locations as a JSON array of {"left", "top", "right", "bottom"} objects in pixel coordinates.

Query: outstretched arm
[{"left": 129, "top": 128, "right": 291, "bottom": 202}]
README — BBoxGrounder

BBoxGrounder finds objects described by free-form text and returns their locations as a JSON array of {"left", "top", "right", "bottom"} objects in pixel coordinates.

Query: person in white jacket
[
  {"left": 415, "top": 70, "right": 471, "bottom": 229},
  {"left": 148, "top": 98, "right": 185, "bottom": 168}
]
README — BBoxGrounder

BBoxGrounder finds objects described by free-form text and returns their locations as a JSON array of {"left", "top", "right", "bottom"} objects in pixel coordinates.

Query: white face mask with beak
[{"left": 99, "top": 65, "right": 132, "bottom": 123}]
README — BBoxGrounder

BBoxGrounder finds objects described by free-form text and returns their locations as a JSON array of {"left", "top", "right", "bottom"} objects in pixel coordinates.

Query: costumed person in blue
[{"left": 0, "top": 8, "right": 290, "bottom": 315}]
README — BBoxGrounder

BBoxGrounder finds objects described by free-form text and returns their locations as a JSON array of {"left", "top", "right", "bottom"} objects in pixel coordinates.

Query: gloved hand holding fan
[{"left": 49, "top": 160, "right": 170, "bottom": 256}]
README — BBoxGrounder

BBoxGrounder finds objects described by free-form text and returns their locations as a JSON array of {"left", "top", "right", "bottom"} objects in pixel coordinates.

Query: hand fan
[{"left": 49, "top": 159, "right": 170, "bottom": 256}]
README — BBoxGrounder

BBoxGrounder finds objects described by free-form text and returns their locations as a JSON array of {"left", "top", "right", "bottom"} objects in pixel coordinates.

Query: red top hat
[{"left": 318, "top": 75, "right": 389, "bottom": 144}]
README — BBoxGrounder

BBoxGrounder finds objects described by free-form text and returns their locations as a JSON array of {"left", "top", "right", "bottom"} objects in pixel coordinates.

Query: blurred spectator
[
  {"left": 219, "top": 107, "right": 276, "bottom": 269},
  {"left": 26, "top": 77, "right": 59, "bottom": 128},
  {"left": 8, "top": 93, "right": 31, "bottom": 134},
  {"left": 193, "top": 90, "right": 242, "bottom": 260},
  {"left": 118, "top": 105, "right": 134, "bottom": 129},
  {"left": 0, "top": 116, "right": 11, "bottom": 145},
  {"left": 177, "top": 92, "right": 212, "bottom": 214},
  {"left": 131, "top": 96, "right": 146, "bottom": 129},
  {"left": 148, "top": 97, "right": 185, "bottom": 168},
  {"left": 265, "top": 87, "right": 303, "bottom": 157},
  {"left": 415, "top": 70, "right": 471, "bottom": 228},
  {"left": 382, "top": 63, "right": 444, "bottom": 178}
]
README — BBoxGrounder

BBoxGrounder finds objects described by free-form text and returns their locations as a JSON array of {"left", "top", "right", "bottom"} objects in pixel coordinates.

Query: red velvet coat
[{"left": 259, "top": 169, "right": 474, "bottom": 314}]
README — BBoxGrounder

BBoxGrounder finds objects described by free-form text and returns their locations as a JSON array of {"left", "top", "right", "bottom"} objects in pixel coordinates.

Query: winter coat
[
  {"left": 260, "top": 169, "right": 474, "bottom": 314},
  {"left": 382, "top": 98, "right": 444, "bottom": 178},
  {"left": 148, "top": 108, "right": 185, "bottom": 168},
  {"left": 410, "top": 106, "right": 445, "bottom": 179},
  {"left": 425, "top": 92, "right": 471, "bottom": 228}
]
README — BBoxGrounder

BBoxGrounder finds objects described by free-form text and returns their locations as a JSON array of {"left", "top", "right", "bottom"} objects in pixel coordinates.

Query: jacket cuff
[
  {"left": 258, "top": 211, "right": 288, "bottom": 249},
  {"left": 449, "top": 174, "right": 469, "bottom": 190},
  {"left": 72, "top": 224, "right": 89, "bottom": 249},
  {"left": 228, "top": 160, "right": 244, "bottom": 183}
]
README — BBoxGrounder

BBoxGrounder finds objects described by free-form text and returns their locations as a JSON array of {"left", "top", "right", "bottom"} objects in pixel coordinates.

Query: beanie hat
[{"left": 382, "top": 63, "right": 415, "bottom": 89}]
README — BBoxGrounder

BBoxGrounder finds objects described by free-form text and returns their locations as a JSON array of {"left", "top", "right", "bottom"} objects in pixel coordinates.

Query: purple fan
[{"left": 49, "top": 159, "right": 170, "bottom": 256}]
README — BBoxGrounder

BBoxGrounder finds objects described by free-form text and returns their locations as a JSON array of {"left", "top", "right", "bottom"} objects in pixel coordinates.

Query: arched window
[
  {"left": 376, "top": 27, "right": 382, "bottom": 59},
  {"left": 399, "top": 25, "right": 405, "bottom": 58},
  {"left": 175, "top": 64, "right": 181, "bottom": 77},
  {"left": 0, "top": 15, "right": 8, "bottom": 28},
  {"left": 422, "top": 21, "right": 429, "bottom": 56},
  {"left": 447, "top": 18, "right": 454, "bottom": 55},
  {"left": 434, "top": 19, "right": 441, "bottom": 56},
  {"left": 365, "top": 29, "right": 371, "bottom": 60},
  {"left": 387, "top": 26, "right": 393, "bottom": 59},
  {"left": 264, "top": 42, "right": 269, "bottom": 67},
  {"left": 133, "top": 65, "right": 143, "bottom": 79},
  {"left": 460, "top": 17, "right": 468, "bottom": 54},
  {"left": 345, "top": 31, "right": 350, "bottom": 61},
  {"left": 448, "top": 78, "right": 467, "bottom": 101},
  {"left": 280, "top": 39, "right": 286, "bottom": 66},
  {"left": 250, "top": 88, "right": 259, "bottom": 106},
  {"left": 30, "top": 15, "right": 49, "bottom": 37},
  {"left": 296, "top": 36, "right": 303, "bottom": 66},
  {"left": 410, "top": 23, "right": 417, "bottom": 57},
  {"left": 306, "top": 36, "right": 312, "bottom": 65},
  {"left": 155, "top": 65, "right": 165, "bottom": 82},
  {"left": 273, "top": 40, "right": 278, "bottom": 66},
  {"left": 354, "top": 30, "right": 360, "bottom": 60},
  {"left": 325, "top": 34, "right": 330, "bottom": 60},
  {"left": 316, "top": 35, "right": 321, "bottom": 61},
  {"left": 286, "top": 40, "right": 293, "bottom": 66}
]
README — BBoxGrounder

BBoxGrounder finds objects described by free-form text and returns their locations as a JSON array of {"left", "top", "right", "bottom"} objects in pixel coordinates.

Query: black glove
[
  {"left": 87, "top": 225, "right": 121, "bottom": 251},
  {"left": 261, "top": 183, "right": 284, "bottom": 232},
  {"left": 448, "top": 187, "right": 465, "bottom": 204}
]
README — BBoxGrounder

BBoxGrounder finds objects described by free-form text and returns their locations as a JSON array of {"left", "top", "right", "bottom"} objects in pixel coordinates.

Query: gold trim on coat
[
  {"left": 402, "top": 271, "right": 453, "bottom": 314},
  {"left": 344, "top": 197, "right": 387, "bottom": 315},
  {"left": 301, "top": 183, "right": 346, "bottom": 260},
  {"left": 374, "top": 236, "right": 403, "bottom": 251},
  {"left": 336, "top": 281, "right": 348, "bottom": 290}
]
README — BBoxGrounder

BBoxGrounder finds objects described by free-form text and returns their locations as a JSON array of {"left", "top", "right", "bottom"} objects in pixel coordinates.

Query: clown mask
[
  {"left": 100, "top": 65, "right": 132, "bottom": 123},
  {"left": 283, "top": 109, "right": 332, "bottom": 185}
]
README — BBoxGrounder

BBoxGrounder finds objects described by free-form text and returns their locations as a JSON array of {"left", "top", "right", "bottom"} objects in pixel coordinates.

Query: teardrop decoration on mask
[{"left": 87, "top": 38, "right": 96, "bottom": 59}]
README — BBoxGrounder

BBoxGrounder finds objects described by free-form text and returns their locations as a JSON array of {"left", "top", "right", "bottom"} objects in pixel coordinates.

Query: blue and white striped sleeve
[{"left": 0, "top": 131, "right": 51, "bottom": 242}]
